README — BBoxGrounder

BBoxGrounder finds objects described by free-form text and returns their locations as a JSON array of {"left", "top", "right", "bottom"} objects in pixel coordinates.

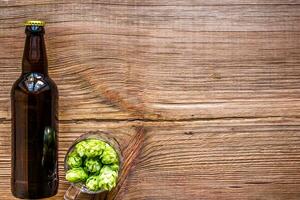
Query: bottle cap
[{"left": 24, "top": 20, "right": 45, "bottom": 27}]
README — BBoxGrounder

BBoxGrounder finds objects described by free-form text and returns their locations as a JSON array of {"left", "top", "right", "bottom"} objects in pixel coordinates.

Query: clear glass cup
[{"left": 63, "top": 131, "right": 123, "bottom": 200}]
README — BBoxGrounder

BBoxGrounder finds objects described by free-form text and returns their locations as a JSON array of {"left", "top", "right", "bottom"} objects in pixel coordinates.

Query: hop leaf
[
  {"left": 76, "top": 139, "right": 106, "bottom": 158},
  {"left": 75, "top": 141, "right": 89, "bottom": 157},
  {"left": 84, "top": 158, "right": 102, "bottom": 174},
  {"left": 84, "top": 139, "right": 106, "bottom": 158},
  {"left": 86, "top": 175, "right": 100, "bottom": 191},
  {"left": 67, "top": 150, "right": 82, "bottom": 168},
  {"left": 108, "top": 163, "right": 120, "bottom": 172},
  {"left": 98, "top": 165, "right": 118, "bottom": 191},
  {"left": 65, "top": 168, "right": 88, "bottom": 183},
  {"left": 101, "top": 144, "right": 119, "bottom": 164}
]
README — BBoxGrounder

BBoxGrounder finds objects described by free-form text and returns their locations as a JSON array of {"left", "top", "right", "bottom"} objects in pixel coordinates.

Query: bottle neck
[{"left": 22, "top": 26, "right": 48, "bottom": 75}]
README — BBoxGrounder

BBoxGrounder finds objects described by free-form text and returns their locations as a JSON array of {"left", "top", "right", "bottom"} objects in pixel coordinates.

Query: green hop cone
[
  {"left": 75, "top": 141, "right": 89, "bottom": 157},
  {"left": 86, "top": 175, "right": 100, "bottom": 191},
  {"left": 84, "top": 139, "right": 106, "bottom": 158},
  {"left": 108, "top": 163, "right": 120, "bottom": 172},
  {"left": 67, "top": 150, "right": 82, "bottom": 168},
  {"left": 65, "top": 168, "right": 88, "bottom": 183},
  {"left": 98, "top": 165, "right": 118, "bottom": 191},
  {"left": 84, "top": 158, "right": 102, "bottom": 174},
  {"left": 101, "top": 144, "right": 119, "bottom": 164}
]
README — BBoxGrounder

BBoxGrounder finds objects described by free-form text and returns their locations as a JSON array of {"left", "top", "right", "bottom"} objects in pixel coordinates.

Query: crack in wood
[{"left": 1, "top": 115, "right": 300, "bottom": 125}]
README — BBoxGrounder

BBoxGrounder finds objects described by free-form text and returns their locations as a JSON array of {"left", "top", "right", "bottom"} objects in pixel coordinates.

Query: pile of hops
[{"left": 65, "top": 139, "right": 120, "bottom": 191}]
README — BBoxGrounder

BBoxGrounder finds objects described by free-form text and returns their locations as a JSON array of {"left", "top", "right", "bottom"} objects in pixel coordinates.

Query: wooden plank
[
  {"left": 2, "top": 0, "right": 300, "bottom": 7},
  {"left": 0, "top": 30, "right": 300, "bottom": 120},
  {"left": 1, "top": 118, "right": 300, "bottom": 199},
  {"left": 1, "top": 1, "right": 300, "bottom": 122},
  {"left": 1, "top": 3, "right": 300, "bottom": 32}
]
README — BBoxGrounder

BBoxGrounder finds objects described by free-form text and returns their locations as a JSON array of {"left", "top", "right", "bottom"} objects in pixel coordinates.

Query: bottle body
[{"left": 11, "top": 22, "right": 58, "bottom": 199}]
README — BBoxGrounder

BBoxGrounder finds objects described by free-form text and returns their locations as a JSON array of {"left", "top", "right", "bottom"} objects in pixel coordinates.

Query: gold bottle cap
[{"left": 24, "top": 20, "right": 45, "bottom": 26}]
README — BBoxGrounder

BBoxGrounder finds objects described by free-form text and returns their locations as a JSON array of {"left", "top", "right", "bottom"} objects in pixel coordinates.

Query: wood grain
[
  {"left": 1, "top": 2, "right": 300, "bottom": 121},
  {"left": 2, "top": 0, "right": 300, "bottom": 7},
  {"left": 1, "top": 118, "right": 300, "bottom": 199},
  {"left": 0, "top": 0, "right": 300, "bottom": 199}
]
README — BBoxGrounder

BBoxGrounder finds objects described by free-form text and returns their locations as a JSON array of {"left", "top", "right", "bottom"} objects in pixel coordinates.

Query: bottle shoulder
[
  {"left": 45, "top": 76, "right": 58, "bottom": 92},
  {"left": 11, "top": 72, "right": 58, "bottom": 95}
]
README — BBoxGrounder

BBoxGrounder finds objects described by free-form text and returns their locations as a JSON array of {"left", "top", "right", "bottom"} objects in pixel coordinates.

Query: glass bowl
[{"left": 64, "top": 131, "right": 122, "bottom": 200}]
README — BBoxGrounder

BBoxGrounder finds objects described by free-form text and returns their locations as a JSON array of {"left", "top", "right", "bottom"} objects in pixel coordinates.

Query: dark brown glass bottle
[{"left": 11, "top": 21, "right": 58, "bottom": 199}]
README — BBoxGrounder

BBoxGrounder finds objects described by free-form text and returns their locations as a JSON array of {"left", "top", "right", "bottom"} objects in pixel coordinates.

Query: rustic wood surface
[{"left": 1, "top": 0, "right": 300, "bottom": 199}]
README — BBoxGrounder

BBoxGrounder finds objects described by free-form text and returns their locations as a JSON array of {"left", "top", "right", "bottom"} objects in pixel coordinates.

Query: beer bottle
[{"left": 11, "top": 20, "right": 58, "bottom": 199}]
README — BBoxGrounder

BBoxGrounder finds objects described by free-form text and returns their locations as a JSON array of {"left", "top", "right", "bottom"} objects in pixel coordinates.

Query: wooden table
[{"left": 1, "top": 1, "right": 300, "bottom": 199}]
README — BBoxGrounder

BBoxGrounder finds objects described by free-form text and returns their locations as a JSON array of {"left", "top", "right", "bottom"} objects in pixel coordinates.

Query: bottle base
[
  {"left": 11, "top": 179, "right": 58, "bottom": 199},
  {"left": 12, "top": 192, "right": 58, "bottom": 199}
]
